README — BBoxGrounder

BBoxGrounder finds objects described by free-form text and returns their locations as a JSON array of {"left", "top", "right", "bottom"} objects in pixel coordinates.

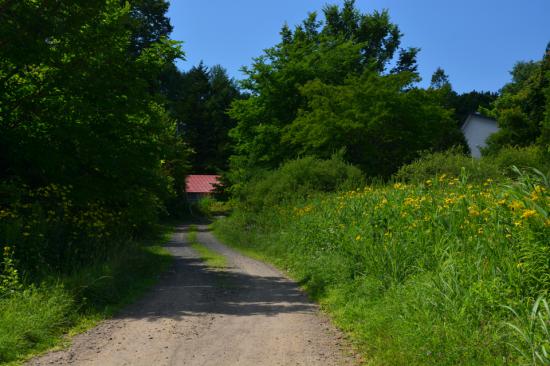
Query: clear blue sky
[{"left": 167, "top": 0, "right": 549, "bottom": 93}]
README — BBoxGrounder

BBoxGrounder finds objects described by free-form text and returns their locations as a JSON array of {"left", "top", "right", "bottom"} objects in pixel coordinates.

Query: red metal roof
[{"left": 185, "top": 175, "right": 220, "bottom": 193}]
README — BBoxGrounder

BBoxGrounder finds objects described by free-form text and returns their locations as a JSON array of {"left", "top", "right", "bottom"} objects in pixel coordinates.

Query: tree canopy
[
  {"left": 483, "top": 43, "right": 550, "bottom": 154},
  {"left": 228, "top": 0, "right": 462, "bottom": 179},
  {"left": 0, "top": 0, "right": 189, "bottom": 272},
  {"left": 162, "top": 63, "right": 242, "bottom": 173}
]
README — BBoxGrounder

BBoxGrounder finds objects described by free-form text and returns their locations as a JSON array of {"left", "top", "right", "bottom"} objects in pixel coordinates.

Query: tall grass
[
  {"left": 0, "top": 237, "right": 172, "bottom": 364},
  {"left": 214, "top": 170, "right": 550, "bottom": 365}
]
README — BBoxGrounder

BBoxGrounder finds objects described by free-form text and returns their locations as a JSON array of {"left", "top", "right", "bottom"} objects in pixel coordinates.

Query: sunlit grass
[
  {"left": 188, "top": 225, "right": 227, "bottom": 269},
  {"left": 0, "top": 232, "right": 173, "bottom": 365},
  {"left": 215, "top": 171, "right": 550, "bottom": 365}
]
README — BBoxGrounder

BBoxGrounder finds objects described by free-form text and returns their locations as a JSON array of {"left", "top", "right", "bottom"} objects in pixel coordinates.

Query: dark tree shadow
[{"left": 118, "top": 223, "right": 316, "bottom": 321}]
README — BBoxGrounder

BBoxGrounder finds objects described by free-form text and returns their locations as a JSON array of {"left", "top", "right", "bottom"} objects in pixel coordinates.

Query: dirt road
[{"left": 29, "top": 223, "right": 358, "bottom": 366}]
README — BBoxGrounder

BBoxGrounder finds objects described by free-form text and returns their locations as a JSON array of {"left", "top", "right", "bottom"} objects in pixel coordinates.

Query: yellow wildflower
[
  {"left": 521, "top": 209, "right": 537, "bottom": 219},
  {"left": 508, "top": 200, "right": 524, "bottom": 210},
  {"left": 468, "top": 205, "right": 480, "bottom": 217},
  {"left": 393, "top": 183, "right": 404, "bottom": 190}
]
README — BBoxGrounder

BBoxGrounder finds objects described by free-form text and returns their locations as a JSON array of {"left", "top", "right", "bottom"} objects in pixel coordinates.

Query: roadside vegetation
[
  {"left": 0, "top": 1, "right": 182, "bottom": 363},
  {"left": 212, "top": 4, "right": 550, "bottom": 363},
  {"left": 187, "top": 225, "right": 227, "bottom": 269},
  {"left": 0, "top": 233, "right": 172, "bottom": 364},
  {"left": 2, "top": 0, "right": 550, "bottom": 364},
  {"left": 214, "top": 153, "right": 550, "bottom": 365}
]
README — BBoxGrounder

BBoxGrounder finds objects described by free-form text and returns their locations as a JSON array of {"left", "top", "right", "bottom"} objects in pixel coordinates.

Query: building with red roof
[{"left": 185, "top": 175, "right": 220, "bottom": 201}]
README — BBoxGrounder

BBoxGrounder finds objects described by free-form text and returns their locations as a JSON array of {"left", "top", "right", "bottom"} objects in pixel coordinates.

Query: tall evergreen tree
[{"left": 169, "top": 63, "right": 241, "bottom": 173}]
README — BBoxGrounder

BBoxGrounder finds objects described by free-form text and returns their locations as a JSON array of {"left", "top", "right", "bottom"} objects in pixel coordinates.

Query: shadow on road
[{"left": 119, "top": 223, "right": 315, "bottom": 322}]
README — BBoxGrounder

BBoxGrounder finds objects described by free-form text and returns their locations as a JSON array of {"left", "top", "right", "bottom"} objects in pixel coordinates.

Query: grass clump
[
  {"left": 0, "top": 286, "right": 73, "bottom": 363},
  {"left": 214, "top": 169, "right": 550, "bottom": 365},
  {"left": 194, "top": 197, "right": 232, "bottom": 218},
  {"left": 0, "top": 232, "right": 173, "bottom": 364},
  {"left": 188, "top": 225, "right": 227, "bottom": 269}
]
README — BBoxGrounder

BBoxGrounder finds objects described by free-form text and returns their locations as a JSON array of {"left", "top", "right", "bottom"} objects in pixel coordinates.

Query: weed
[{"left": 215, "top": 169, "right": 550, "bottom": 364}]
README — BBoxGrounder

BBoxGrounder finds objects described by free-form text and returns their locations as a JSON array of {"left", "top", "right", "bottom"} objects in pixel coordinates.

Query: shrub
[
  {"left": 394, "top": 148, "right": 502, "bottom": 183},
  {"left": 195, "top": 197, "right": 232, "bottom": 218},
  {"left": 487, "top": 145, "right": 550, "bottom": 176},
  {"left": 0, "top": 246, "right": 22, "bottom": 297},
  {"left": 237, "top": 155, "right": 364, "bottom": 211}
]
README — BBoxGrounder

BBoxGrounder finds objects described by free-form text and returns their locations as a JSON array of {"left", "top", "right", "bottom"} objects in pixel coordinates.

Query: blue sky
[{"left": 167, "top": 0, "right": 549, "bottom": 93}]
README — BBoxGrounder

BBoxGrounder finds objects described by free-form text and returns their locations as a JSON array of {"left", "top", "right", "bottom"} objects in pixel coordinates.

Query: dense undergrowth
[
  {"left": 214, "top": 164, "right": 550, "bottom": 365},
  {"left": 0, "top": 227, "right": 173, "bottom": 365}
]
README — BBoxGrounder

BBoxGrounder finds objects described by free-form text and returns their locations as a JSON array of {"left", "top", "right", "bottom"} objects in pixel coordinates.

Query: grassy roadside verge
[
  {"left": 0, "top": 224, "right": 174, "bottom": 365},
  {"left": 212, "top": 173, "right": 550, "bottom": 365},
  {"left": 187, "top": 225, "right": 227, "bottom": 269}
]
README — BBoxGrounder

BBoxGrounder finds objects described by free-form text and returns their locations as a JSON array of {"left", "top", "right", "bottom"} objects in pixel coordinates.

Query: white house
[{"left": 461, "top": 113, "right": 499, "bottom": 158}]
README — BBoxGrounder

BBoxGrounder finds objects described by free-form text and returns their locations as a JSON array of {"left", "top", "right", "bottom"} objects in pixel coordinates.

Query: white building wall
[{"left": 461, "top": 115, "right": 499, "bottom": 158}]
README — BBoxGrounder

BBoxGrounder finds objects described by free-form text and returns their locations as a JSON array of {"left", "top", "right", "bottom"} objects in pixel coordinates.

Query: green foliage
[
  {"left": 451, "top": 91, "right": 498, "bottom": 125},
  {"left": 483, "top": 43, "right": 550, "bottom": 152},
  {"left": 0, "top": 246, "right": 22, "bottom": 297},
  {"left": 285, "top": 72, "right": 461, "bottom": 176},
  {"left": 169, "top": 63, "right": 242, "bottom": 173},
  {"left": 228, "top": 1, "right": 428, "bottom": 178},
  {"left": 0, "top": 285, "right": 74, "bottom": 363},
  {"left": 0, "top": 239, "right": 172, "bottom": 364},
  {"left": 489, "top": 145, "right": 549, "bottom": 175},
  {"left": 187, "top": 225, "right": 227, "bottom": 269},
  {"left": 195, "top": 197, "right": 232, "bottom": 218},
  {"left": 505, "top": 296, "right": 550, "bottom": 365},
  {"left": 129, "top": 0, "right": 173, "bottom": 54},
  {"left": 395, "top": 145, "right": 549, "bottom": 184},
  {"left": 0, "top": 0, "right": 189, "bottom": 276},
  {"left": 429, "top": 67, "right": 497, "bottom": 128},
  {"left": 394, "top": 148, "right": 502, "bottom": 183},
  {"left": 215, "top": 170, "right": 550, "bottom": 365},
  {"left": 236, "top": 155, "right": 364, "bottom": 212}
]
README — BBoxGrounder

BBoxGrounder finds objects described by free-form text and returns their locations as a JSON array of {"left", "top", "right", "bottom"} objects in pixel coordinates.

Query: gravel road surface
[{"left": 29, "top": 222, "right": 358, "bottom": 366}]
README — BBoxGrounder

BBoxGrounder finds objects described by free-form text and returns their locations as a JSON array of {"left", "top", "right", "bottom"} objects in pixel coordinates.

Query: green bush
[
  {"left": 395, "top": 146, "right": 550, "bottom": 185},
  {"left": 394, "top": 148, "right": 502, "bottom": 183},
  {"left": 486, "top": 145, "right": 550, "bottom": 176},
  {"left": 195, "top": 197, "right": 232, "bottom": 218},
  {"left": 237, "top": 155, "right": 364, "bottom": 212}
]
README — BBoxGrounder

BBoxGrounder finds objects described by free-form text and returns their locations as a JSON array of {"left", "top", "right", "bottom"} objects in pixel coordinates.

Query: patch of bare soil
[{"left": 28, "top": 223, "right": 359, "bottom": 366}]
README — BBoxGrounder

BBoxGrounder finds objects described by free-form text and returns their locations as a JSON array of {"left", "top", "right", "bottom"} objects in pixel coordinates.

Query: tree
[
  {"left": 128, "top": 0, "right": 173, "bottom": 55},
  {"left": 429, "top": 67, "right": 497, "bottom": 131},
  {"left": 430, "top": 67, "right": 451, "bottom": 89},
  {"left": 0, "top": 0, "right": 189, "bottom": 271},
  {"left": 229, "top": 0, "right": 423, "bottom": 176},
  {"left": 483, "top": 43, "right": 550, "bottom": 153},
  {"left": 283, "top": 72, "right": 459, "bottom": 176},
  {"left": 168, "top": 63, "right": 241, "bottom": 173}
]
